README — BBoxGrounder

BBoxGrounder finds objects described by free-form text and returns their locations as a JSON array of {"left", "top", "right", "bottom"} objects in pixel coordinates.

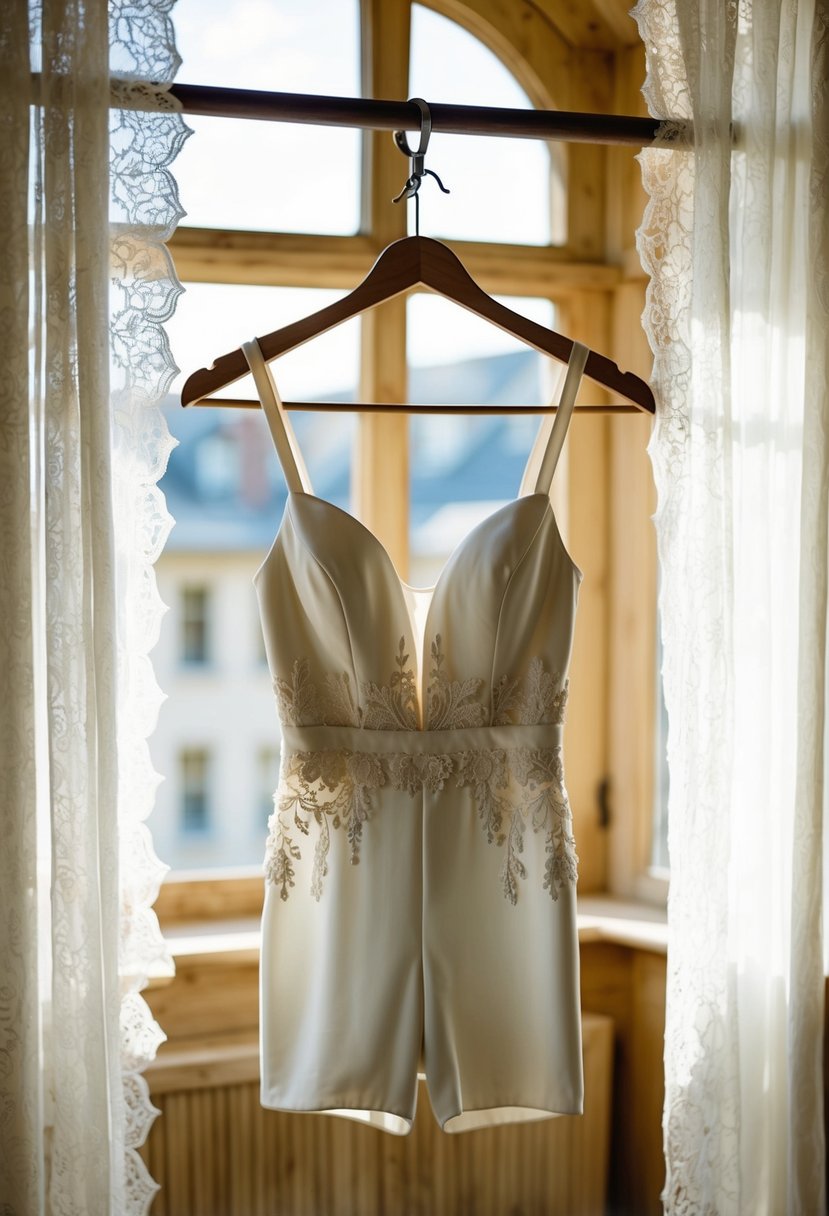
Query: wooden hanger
[
  {"left": 181, "top": 234, "right": 654, "bottom": 413},
  {"left": 183, "top": 96, "right": 653, "bottom": 414}
]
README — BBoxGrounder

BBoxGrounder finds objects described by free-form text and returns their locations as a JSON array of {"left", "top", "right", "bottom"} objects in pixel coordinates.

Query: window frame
[
  {"left": 156, "top": 0, "right": 664, "bottom": 925},
  {"left": 179, "top": 746, "right": 212, "bottom": 835},
  {"left": 180, "top": 584, "right": 211, "bottom": 666}
]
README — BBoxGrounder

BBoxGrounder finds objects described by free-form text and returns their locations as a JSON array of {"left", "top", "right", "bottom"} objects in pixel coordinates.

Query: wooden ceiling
[{"left": 529, "top": 0, "right": 642, "bottom": 48}]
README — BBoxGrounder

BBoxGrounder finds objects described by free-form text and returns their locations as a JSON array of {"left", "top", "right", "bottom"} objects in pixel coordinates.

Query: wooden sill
[
  {"left": 147, "top": 894, "right": 666, "bottom": 990},
  {"left": 577, "top": 895, "right": 667, "bottom": 954}
]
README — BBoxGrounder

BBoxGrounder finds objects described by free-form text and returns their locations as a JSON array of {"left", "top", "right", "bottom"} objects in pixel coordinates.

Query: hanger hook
[{"left": 391, "top": 97, "right": 450, "bottom": 236}]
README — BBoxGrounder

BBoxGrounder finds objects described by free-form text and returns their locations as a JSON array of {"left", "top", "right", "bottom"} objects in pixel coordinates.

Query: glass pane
[
  {"left": 172, "top": 0, "right": 360, "bottom": 232},
  {"left": 151, "top": 284, "right": 359, "bottom": 872},
  {"left": 408, "top": 5, "right": 560, "bottom": 246},
  {"left": 166, "top": 282, "right": 360, "bottom": 403},
  {"left": 173, "top": 117, "right": 360, "bottom": 234},
  {"left": 180, "top": 749, "right": 211, "bottom": 834},
  {"left": 407, "top": 294, "right": 566, "bottom": 588},
  {"left": 181, "top": 586, "right": 210, "bottom": 664}
]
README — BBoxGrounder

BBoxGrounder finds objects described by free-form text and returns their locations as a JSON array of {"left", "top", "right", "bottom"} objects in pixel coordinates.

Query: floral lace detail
[
  {"left": 363, "top": 637, "right": 418, "bottom": 729},
  {"left": 426, "top": 635, "right": 488, "bottom": 728},
  {"left": 274, "top": 657, "right": 321, "bottom": 725},
  {"left": 492, "top": 656, "right": 569, "bottom": 726},
  {"left": 265, "top": 636, "right": 575, "bottom": 905},
  {"left": 272, "top": 635, "right": 569, "bottom": 731},
  {"left": 266, "top": 744, "right": 577, "bottom": 907},
  {"left": 274, "top": 659, "right": 361, "bottom": 728}
]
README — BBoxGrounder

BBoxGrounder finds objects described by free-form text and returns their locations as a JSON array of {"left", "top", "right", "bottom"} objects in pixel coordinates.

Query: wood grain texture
[
  {"left": 559, "top": 291, "right": 612, "bottom": 894},
  {"left": 153, "top": 871, "right": 264, "bottom": 925},
  {"left": 580, "top": 942, "right": 667, "bottom": 1216},
  {"left": 521, "top": 0, "right": 640, "bottom": 49},
  {"left": 566, "top": 50, "right": 613, "bottom": 260},
  {"left": 144, "top": 927, "right": 671, "bottom": 1214},
  {"left": 355, "top": 0, "right": 411, "bottom": 577},
  {"left": 140, "top": 1014, "right": 614, "bottom": 1216},
  {"left": 605, "top": 44, "right": 649, "bottom": 270},
  {"left": 167, "top": 228, "right": 620, "bottom": 294}
]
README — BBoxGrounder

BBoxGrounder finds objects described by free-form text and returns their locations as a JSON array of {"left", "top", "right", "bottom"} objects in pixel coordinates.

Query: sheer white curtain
[
  {"left": 0, "top": 1, "right": 186, "bottom": 1212},
  {"left": 633, "top": 0, "right": 829, "bottom": 1211}
]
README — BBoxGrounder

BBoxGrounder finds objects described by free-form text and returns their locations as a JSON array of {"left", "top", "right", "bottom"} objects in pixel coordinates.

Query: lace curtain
[
  {"left": 0, "top": 1, "right": 187, "bottom": 1212},
  {"left": 633, "top": 0, "right": 829, "bottom": 1211}
]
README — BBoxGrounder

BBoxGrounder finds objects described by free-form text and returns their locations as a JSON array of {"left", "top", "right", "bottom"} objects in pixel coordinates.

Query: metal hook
[{"left": 392, "top": 97, "right": 450, "bottom": 235}]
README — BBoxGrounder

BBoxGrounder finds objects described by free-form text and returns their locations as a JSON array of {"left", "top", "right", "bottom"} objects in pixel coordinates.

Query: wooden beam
[
  {"left": 167, "top": 227, "right": 621, "bottom": 293},
  {"left": 564, "top": 50, "right": 613, "bottom": 260},
  {"left": 526, "top": 0, "right": 638, "bottom": 50},
  {"left": 586, "top": 0, "right": 643, "bottom": 47},
  {"left": 166, "top": 230, "right": 377, "bottom": 288},
  {"left": 428, "top": 0, "right": 571, "bottom": 110},
  {"left": 558, "top": 291, "right": 613, "bottom": 894},
  {"left": 356, "top": 0, "right": 411, "bottom": 576}
]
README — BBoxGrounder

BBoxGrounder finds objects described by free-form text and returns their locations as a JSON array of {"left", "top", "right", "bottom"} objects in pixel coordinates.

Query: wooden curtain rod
[{"left": 167, "top": 84, "right": 679, "bottom": 147}]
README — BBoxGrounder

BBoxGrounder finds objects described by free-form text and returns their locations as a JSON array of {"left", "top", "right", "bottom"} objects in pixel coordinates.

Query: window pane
[
  {"left": 173, "top": 117, "right": 361, "bottom": 234},
  {"left": 181, "top": 586, "right": 210, "bottom": 664},
  {"left": 174, "top": 0, "right": 359, "bottom": 92},
  {"left": 407, "top": 294, "right": 566, "bottom": 588},
  {"left": 408, "top": 5, "right": 561, "bottom": 246},
  {"left": 152, "top": 284, "right": 359, "bottom": 872},
  {"left": 167, "top": 282, "right": 360, "bottom": 398},
  {"left": 172, "top": 0, "right": 360, "bottom": 233},
  {"left": 180, "top": 748, "right": 210, "bottom": 833}
]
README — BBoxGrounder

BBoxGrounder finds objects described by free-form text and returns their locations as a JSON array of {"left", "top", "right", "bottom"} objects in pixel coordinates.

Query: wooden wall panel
[
  {"left": 580, "top": 942, "right": 667, "bottom": 1216},
  {"left": 141, "top": 1015, "right": 614, "bottom": 1216}
]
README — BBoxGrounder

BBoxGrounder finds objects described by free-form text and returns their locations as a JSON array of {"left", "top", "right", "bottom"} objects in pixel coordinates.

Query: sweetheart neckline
[
  {"left": 255, "top": 490, "right": 582, "bottom": 730},
  {"left": 253, "top": 489, "right": 584, "bottom": 597}
]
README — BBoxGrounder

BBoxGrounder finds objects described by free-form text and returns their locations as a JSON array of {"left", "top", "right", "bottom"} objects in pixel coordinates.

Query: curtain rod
[{"left": 166, "top": 84, "right": 678, "bottom": 147}]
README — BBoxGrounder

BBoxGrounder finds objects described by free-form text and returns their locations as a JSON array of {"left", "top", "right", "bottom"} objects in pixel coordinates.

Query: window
[
  {"left": 407, "top": 294, "right": 560, "bottom": 586},
  {"left": 172, "top": 0, "right": 360, "bottom": 234},
  {"left": 196, "top": 431, "right": 240, "bottom": 499},
  {"left": 154, "top": 1, "right": 658, "bottom": 906},
  {"left": 180, "top": 748, "right": 211, "bottom": 833},
  {"left": 181, "top": 586, "right": 210, "bottom": 664},
  {"left": 409, "top": 5, "right": 562, "bottom": 245}
]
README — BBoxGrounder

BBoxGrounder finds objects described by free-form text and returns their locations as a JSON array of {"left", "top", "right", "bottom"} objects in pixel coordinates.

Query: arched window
[
  {"left": 154, "top": 0, "right": 654, "bottom": 912},
  {"left": 410, "top": 4, "right": 563, "bottom": 245}
]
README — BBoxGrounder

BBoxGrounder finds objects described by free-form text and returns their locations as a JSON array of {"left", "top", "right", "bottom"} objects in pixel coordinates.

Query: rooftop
[{"left": 160, "top": 349, "right": 545, "bottom": 552}]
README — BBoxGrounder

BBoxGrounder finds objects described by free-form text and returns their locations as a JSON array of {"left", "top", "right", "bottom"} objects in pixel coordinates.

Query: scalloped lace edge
[{"left": 108, "top": 8, "right": 191, "bottom": 1212}]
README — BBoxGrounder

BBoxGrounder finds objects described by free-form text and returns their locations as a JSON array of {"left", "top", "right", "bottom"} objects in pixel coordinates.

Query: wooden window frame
[{"left": 156, "top": 0, "right": 665, "bottom": 930}]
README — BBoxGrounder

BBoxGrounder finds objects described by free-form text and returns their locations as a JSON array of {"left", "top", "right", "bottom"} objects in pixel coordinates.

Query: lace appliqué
[
  {"left": 273, "top": 636, "right": 569, "bottom": 732},
  {"left": 492, "top": 656, "right": 569, "bottom": 726},
  {"left": 265, "top": 636, "right": 576, "bottom": 905},
  {"left": 266, "top": 740, "right": 577, "bottom": 907},
  {"left": 274, "top": 638, "right": 417, "bottom": 730},
  {"left": 426, "top": 635, "right": 488, "bottom": 729},
  {"left": 363, "top": 638, "right": 418, "bottom": 730}
]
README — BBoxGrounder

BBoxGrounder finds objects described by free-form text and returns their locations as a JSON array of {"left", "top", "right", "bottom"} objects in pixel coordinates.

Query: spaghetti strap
[
  {"left": 241, "top": 338, "right": 313, "bottom": 496},
  {"left": 519, "top": 341, "right": 590, "bottom": 498}
]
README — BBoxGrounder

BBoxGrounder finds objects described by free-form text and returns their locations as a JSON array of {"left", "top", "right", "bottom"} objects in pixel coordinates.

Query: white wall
[{"left": 149, "top": 550, "right": 280, "bottom": 873}]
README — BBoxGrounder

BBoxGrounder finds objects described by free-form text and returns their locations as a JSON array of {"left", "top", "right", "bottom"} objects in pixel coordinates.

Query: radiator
[{"left": 141, "top": 1012, "right": 613, "bottom": 1216}]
